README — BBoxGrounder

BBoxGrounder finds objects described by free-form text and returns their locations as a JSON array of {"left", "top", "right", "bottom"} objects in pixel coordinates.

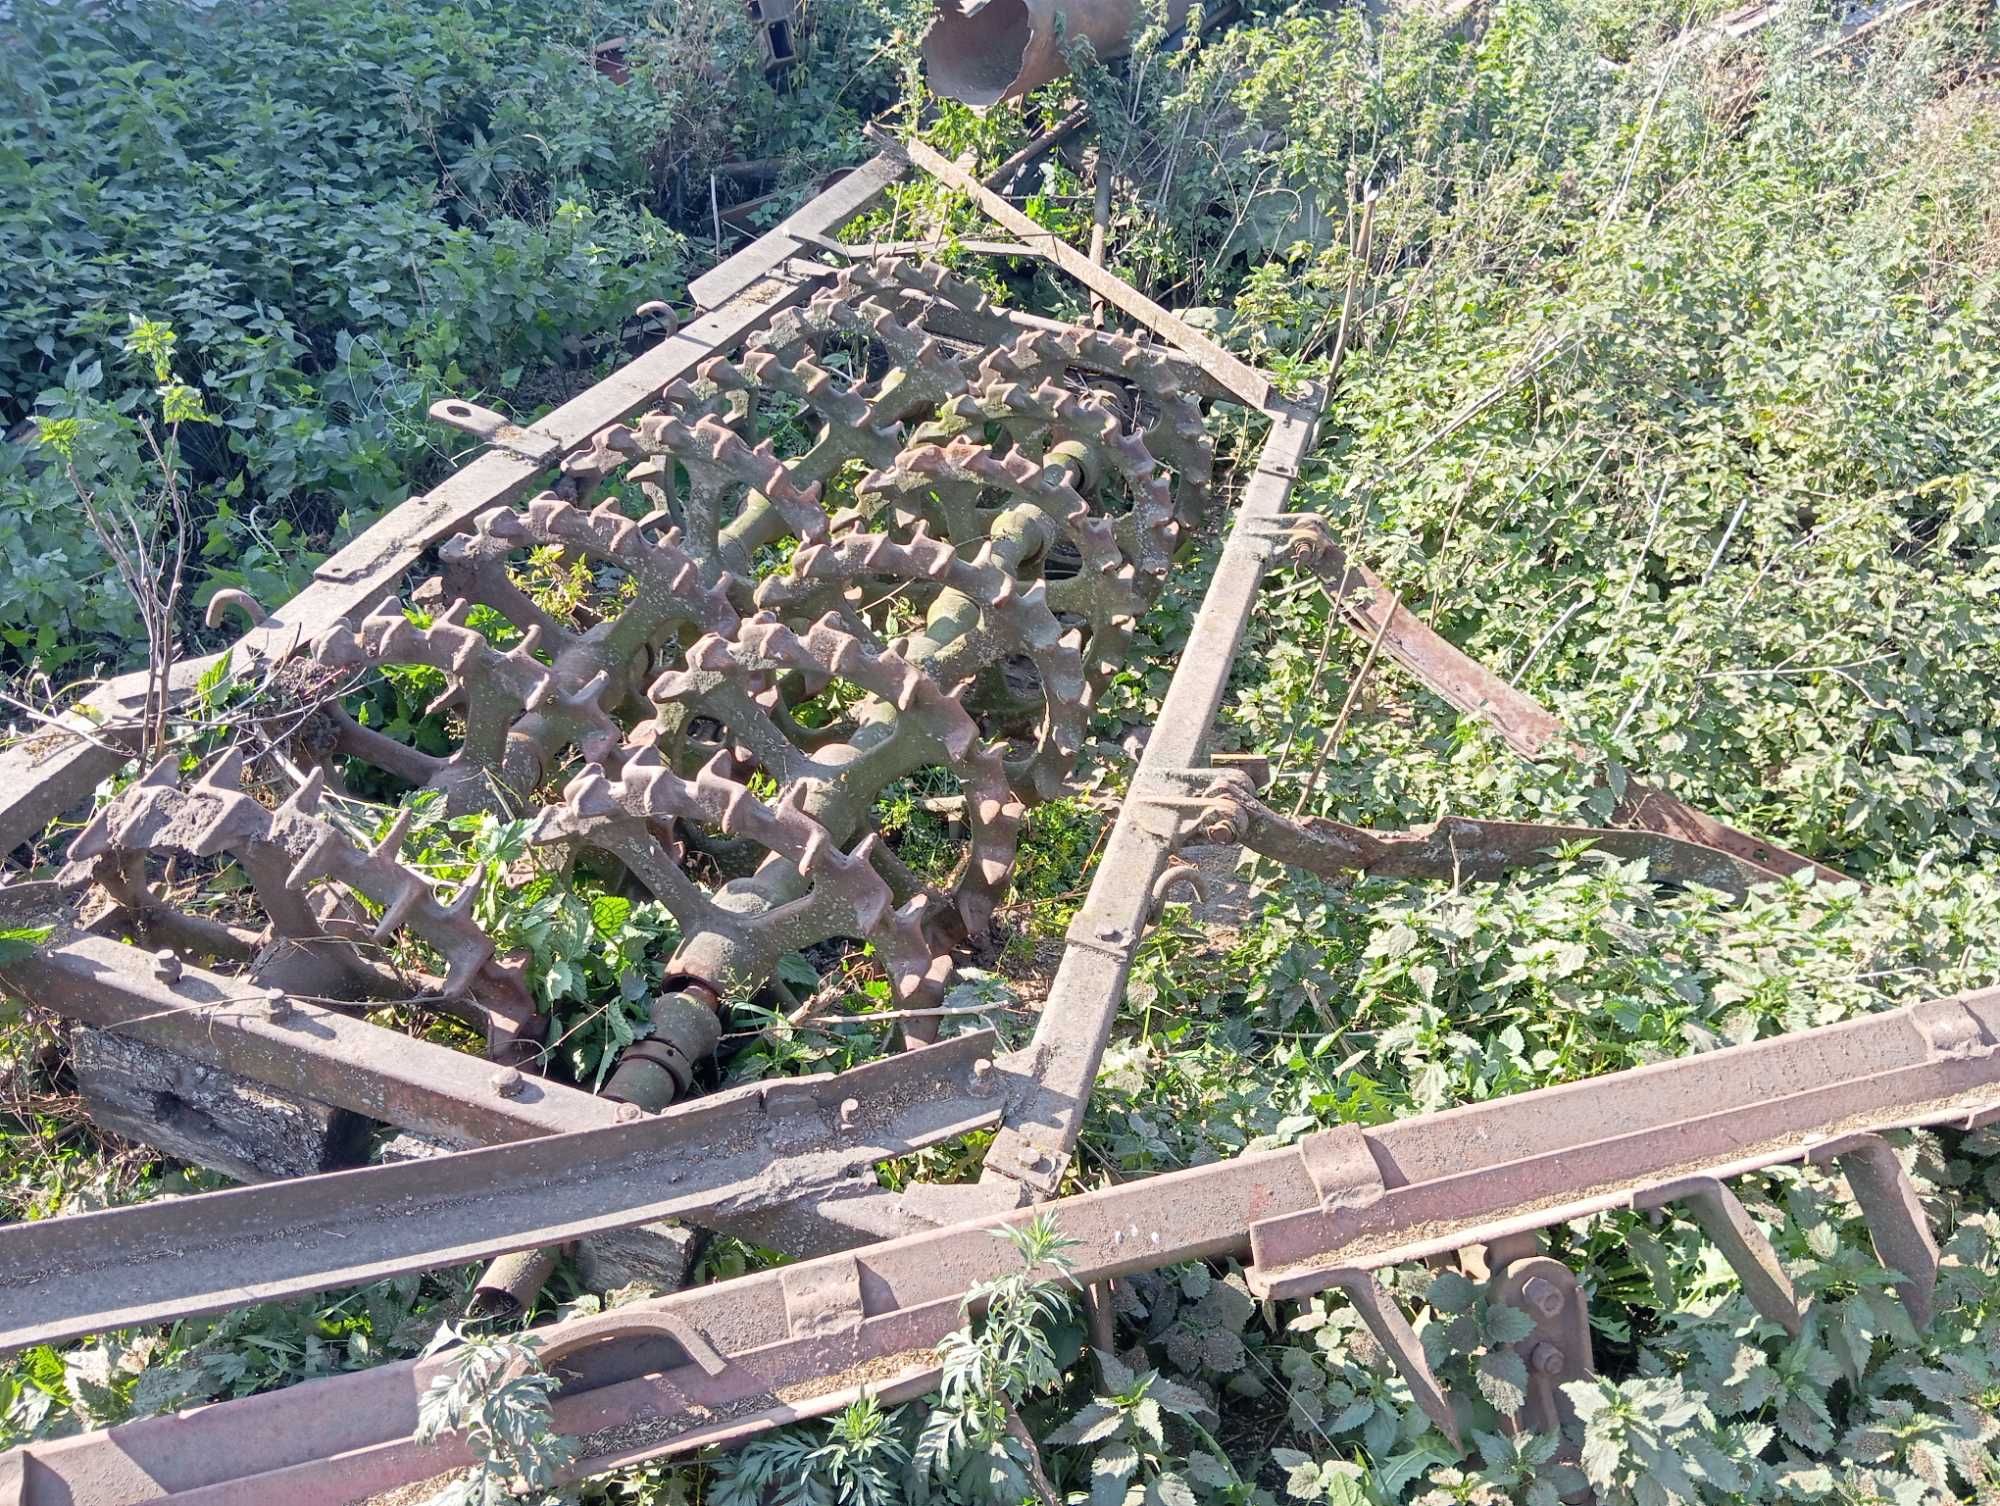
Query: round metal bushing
[
  {"left": 605, "top": 990, "right": 722, "bottom": 1112},
  {"left": 1530, "top": 1341, "right": 1566, "bottom": 1377}
]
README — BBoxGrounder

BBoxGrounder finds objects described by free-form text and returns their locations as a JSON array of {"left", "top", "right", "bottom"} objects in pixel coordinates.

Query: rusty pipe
[{"left": 922, "top": 0, "right": 1196, "bottom": 107}]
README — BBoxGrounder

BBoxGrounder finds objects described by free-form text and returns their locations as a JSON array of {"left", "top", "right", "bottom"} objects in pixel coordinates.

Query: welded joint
[{"left": 428, "top": 399, "right": 564, "bottom": 464}]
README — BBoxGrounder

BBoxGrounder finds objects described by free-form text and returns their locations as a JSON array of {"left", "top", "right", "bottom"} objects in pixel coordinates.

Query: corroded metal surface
[
  {"left": 0, "top": 135, "right": 1973, "bottom": 1501},
  {"left": 6, "top": 989, "right": 1995, "bottom": 1503}
]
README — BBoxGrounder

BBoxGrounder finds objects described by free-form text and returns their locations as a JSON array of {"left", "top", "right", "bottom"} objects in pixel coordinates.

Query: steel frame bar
[
  {"left": 974, "top": 398, "right": 1322, "bottom": 1196},
  {"left": 0, "top": 1029, "right": 1005, "bottom": 1350},
  {"left": 0, "top": 935, "right": 626, "bottom": 1144},
  {"left": 6, "top": 987, "right": 1993, "bottom": 1505}
]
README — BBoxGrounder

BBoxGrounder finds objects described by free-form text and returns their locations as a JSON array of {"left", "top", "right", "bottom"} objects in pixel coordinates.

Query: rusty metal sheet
[{"left": 0, "top": 1032, "right": 1002, "bottom": 1351}]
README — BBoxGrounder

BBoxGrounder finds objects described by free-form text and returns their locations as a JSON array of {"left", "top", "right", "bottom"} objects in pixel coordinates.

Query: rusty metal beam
[
  {"left": 872, "top": 127, "right": 1274, "bottom": 409},
  {"left": 0, "top": 1031, "right": 1003, "bottom": 1351},
  {"left": 979, "top": 392, "right": 1322, "bottom": 1194},
  {"left": 0, "top": 935, "right": 624, "bottom": 1145},
  {"left": 1203, "top": 775, "right": 1782, "bottom": 898},
  {"left": 6, "top": 986, "right": 1994, "bottom": 1504},
  {"left": 1287, "top": 533, "right": 1846, "bottom": 886}
]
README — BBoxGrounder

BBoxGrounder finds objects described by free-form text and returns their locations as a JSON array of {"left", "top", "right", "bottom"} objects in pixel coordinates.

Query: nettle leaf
[
  {"left": 0, "top": 925, "right": 52, "bottom": 966},
  {"left": 1426, "top": 1271, "right": 1477, "bottom": 1315},
  {"left": 1130, "top": 1396, "right": 1165, "bottom": 1447},
  {"left": 1149, "top": 1376, "right": 1215, "bottom": 1421},
  {"left": 1186, "top": 1452, "right": 1233, "bottom": 1488},
  {"left": 1048, "top": 1400, "right": 1122, "bottom": 1446},
  {"left": 1148, "top": 1471, "right": 1197, "bottom": 1506},
  {"left": 1476, "top": 1346, "right": 1529, "bottom": 1417},
  {"left": 1091, "top": 1442, "right": 1141, "bottom": 1506},
  {"left": 1328, "top": 1396, "right": 1374, "bottom": 1434},
  {"left": 1484, "top": 1302, "right": 1538, "bottom": 1347},
  {"left": 1095, "top": 1348, "right": 1138, "bottom": 1393},
  {"left": 1376, "top": 1436, "right": 1460, "bottom": 1494}
]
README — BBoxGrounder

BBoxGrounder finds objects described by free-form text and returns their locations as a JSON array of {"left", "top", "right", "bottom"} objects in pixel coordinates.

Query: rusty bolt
[
  {"left": 150, "top": 948, "right": 183, "bottom": 985},
  {"left": 838, "top": 1097, "right": 861, "bottom": 1130},
  {"left": 615, "top": 1102, "right": 644, "bottom": 1124},
  {"left": 1198, "top": 797, "right": 1248, "bottom": 845},
  {"left": 490, "top": 1068, "right": 525, "bottom": 1099},
  {"left": 1530, "top": 1342, "right": 1565, "bottom": 1377},
  {"left": 971, "top": 1058, "right": 996, "bottom": 1095},
  {"left": 1521, "top": 1276, "right": 1565, "bottom": 1319}
]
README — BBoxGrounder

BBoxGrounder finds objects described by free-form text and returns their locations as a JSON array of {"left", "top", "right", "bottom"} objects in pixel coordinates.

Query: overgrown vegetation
[{"left": 5, "top": 0, "right": 2000, "bottom": 1502}]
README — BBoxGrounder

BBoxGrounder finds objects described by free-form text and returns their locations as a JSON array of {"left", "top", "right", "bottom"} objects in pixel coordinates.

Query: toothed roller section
[
  {"left": 65, "top": 749, "right": 538, "bottom": 1054},
  {"left": 110, "top": 250, "right": 1225, "bottom": 1095}
]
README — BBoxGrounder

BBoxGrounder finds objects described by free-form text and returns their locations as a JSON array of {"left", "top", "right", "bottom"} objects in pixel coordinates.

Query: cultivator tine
[
  {"left": 1636, "top": 1176, "right": 1804, "bottom": 1336},
  {"left": 1819, "top": 1134, "right": 1941, "bottom": 1328},
  {"left": 1333, "top": 1268, "right": 1462, "bottom": 1445}
]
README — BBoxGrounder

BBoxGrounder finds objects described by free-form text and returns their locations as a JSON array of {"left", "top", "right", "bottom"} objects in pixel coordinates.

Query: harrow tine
[
  {"left": 1637, "top": 1175, "right": 1804, "bottom": 1336},
  {"left": 1329, "top": 1268, "right": 1461, "bottom": 1446},
  {"left": 1820, "top": 1133, "right": 1941, "bottom": 1328}
]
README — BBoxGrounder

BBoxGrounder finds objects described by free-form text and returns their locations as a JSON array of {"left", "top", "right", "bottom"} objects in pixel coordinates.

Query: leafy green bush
[{"left": 0, "top": 0, "right": 907, "bottom": 671}]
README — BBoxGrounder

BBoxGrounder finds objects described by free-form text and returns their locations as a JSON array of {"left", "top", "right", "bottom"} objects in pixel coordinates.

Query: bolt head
[
  {"left": 150, "top": 948, "right": 182, "bottom": 984},
  {"left": 264, "top": 992, "right": 293, "bottom": 1022},
  {"left": 1530, "top": 1341, "right": 1565, "bottom": 1376},
  {"left": 837, "top": 1096, "right": 861, "bottom": 1128},
  {"left": 971, "top": 1058, "right": 996, "bottom": 1094},
  {"left": 1521, "top": 1275, "right": 1565, "bottom": 1319},
  {"left": 615, "top": 1102, "right": 644, "bottom": 1123},
  {"left": 490, "top": 1067, "right": 525, "bottom": 1098}
]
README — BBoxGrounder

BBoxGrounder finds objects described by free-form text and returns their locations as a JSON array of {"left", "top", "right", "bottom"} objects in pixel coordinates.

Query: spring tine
[
  {"left": 1330, "top": 1270, "right": 1460, "bottom": 1447},
  {"left": 1826, "top": 1135, "right": 1940, "bottom": 1328}
]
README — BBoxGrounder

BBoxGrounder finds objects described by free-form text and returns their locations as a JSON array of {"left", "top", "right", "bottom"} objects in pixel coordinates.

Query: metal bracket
[
  {"left": 1299, "top": 1125, "right": 1388, "bottom": 1211},
  {"left": 984, "top": 1126, "right": 1069, "bottom": 1197},
  {"left": 1912, "top": 997, "right": 1997, "bottom": 1060},
  {"left": 428, "top": 399, "right": 564, "bottom": 464},
  {"left": 1488, "top": 1254, "right": 1594, "bottom": 1436}
]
